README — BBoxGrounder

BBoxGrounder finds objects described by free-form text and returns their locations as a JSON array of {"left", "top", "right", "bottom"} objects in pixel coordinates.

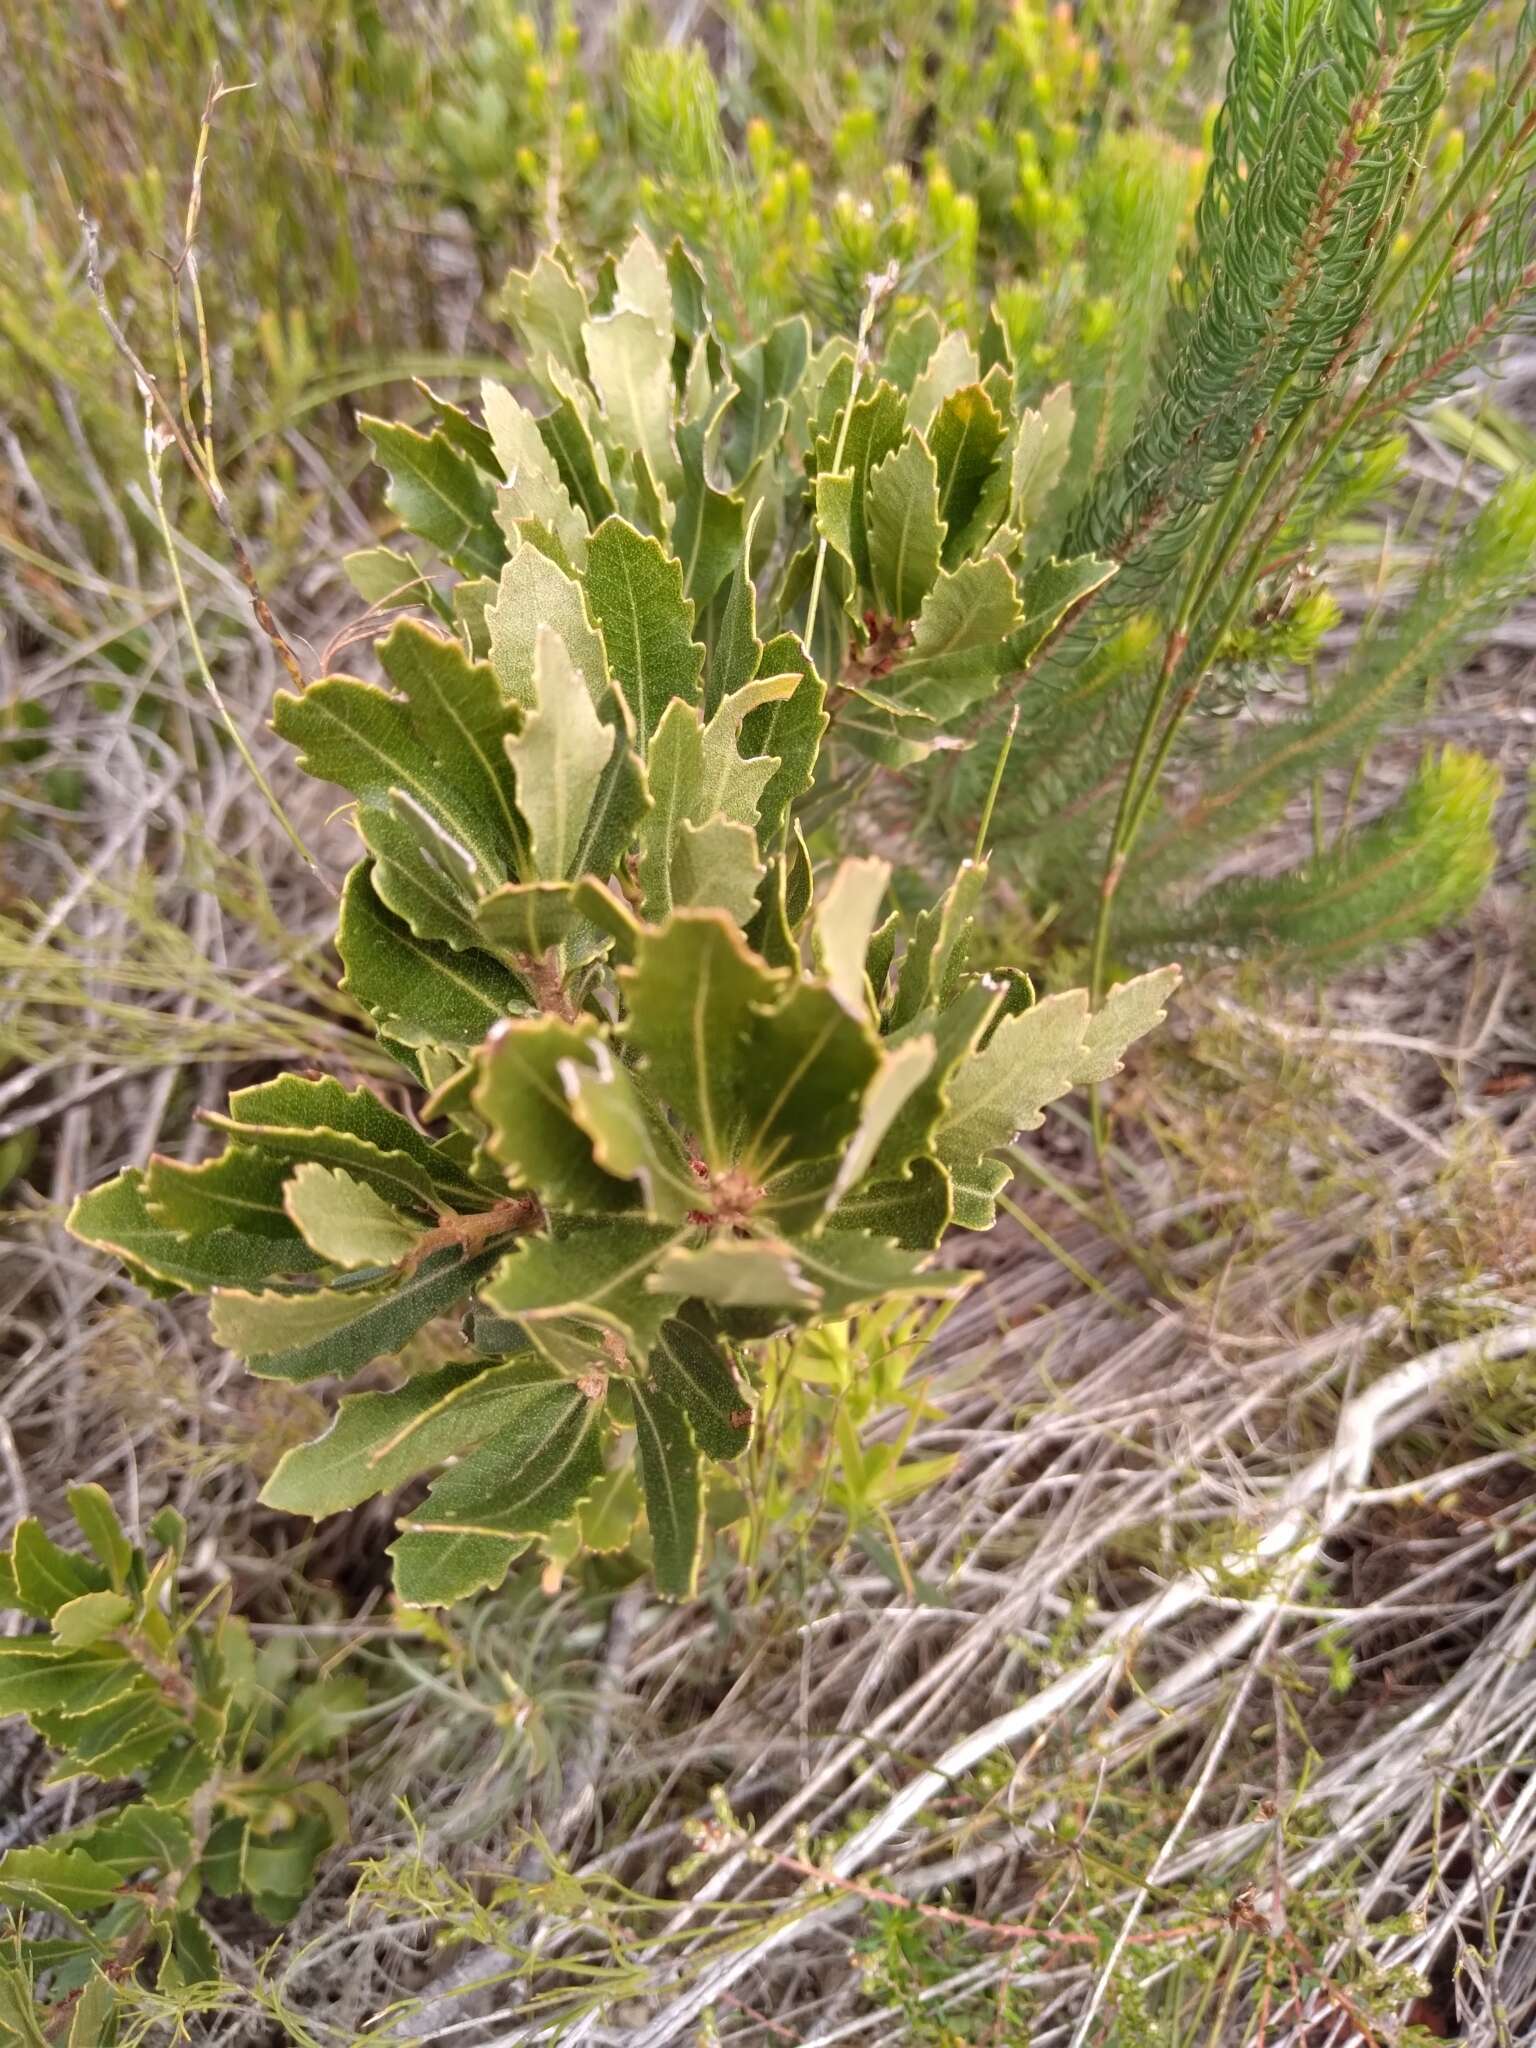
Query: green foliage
[
  {"left": 932, "top": 0, "right": 1536, "bottom": 978},
  {"left": 408, "top": 2, "right": 602, "bottom": 244},
  {"left": 69, "top": 230, "right": 1177, "bottom": 1606},
  {"left": 733, "top": 1300, "right": 965, "bottom": 1592},
  {"left": 0, "top": 1492, "right": 352, "bottom": 2038},
  {"left": 12, "top": 2, "right": 1527, "bottom": 995},
  {"left": 1135, "top": 744, "right": 1501, "bottom": 968}
]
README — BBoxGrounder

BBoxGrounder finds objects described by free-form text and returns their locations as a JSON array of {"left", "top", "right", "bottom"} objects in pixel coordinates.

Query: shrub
[
  {"left": 935, "top": 0, "right": 1536, "bottom": 983},
  {"left": 68, "top": 229, "right": 1177, "bottom": 1605},
  {"left": 457, "top": 1, "right": 1534, "bottom": 983},
  {"left": 0, "top": 1492, "right": 353, "bottom": 2035}
]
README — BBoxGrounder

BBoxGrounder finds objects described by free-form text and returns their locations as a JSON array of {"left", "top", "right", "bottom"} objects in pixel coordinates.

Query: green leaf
[
  {"left": 455, "top": 575, "right": 497, "bottom": 656},
  {"left": 570, "top": 1465, "right": 642, "bottom": 1554},
  {"left": 482, "top": 379, "right": 589, "bottom": 567},
  {"left": 813, "top": 857, "right": 890, "bottom": 1017},
  {"left": 866, "top": 433, "right": 944, "bottom": 622},
  {"left": 584, "top": 518, "right": 704, "bottom": 752},
  {"left": 938, "top": 968, "right": 1179, "bottom": 1216},
  {"left": 417, "top": 380, "right": 502, "bottom": 481},
  {"left": 481, "top": 1222, "right": 686, "bottom": 1352},
  {"left": 740, "top": 634, "right": 827, "bottom": 846},
  {"left": 709, "top": 510, "right": 767, "bottom": 715},
  {"left": 872, "top": 981, "right": 1004, "bottom": 1179},
  {"left": 637, "top": 675, "right": 794, "bottom": 919},
  {"left": 473, "top": 879, "right": 584, "bottom": 957},
  {"left": 360, "top": 415, "right": 504, "bottom": 578},
  {"left": 10, "top": 1522, "right": 108, "bottom": 1619},
  {"left": 272, "top": 652, "right": 516, "bottom": 948},
  {"left": 67, "top": 1171, "right": 317, "bottom": 1294},
  {"left": 243, "top": 1811, "right": 339, "bottom": 1922},
  {"left": 282, "top": 1163, "right": 422, "bottom": 1270},
  {"left": 389, "top": 1527, "right": 522, "bottom": 1607},
  {"left": 635, "top": 700, "right": 706, "bottom": 920},
  {"left": 343, "top": 542, "right": 437, "bottom": 610},
  {"left": 571, "top": 877, "right": 644, "bottom": 962},
  {"left": 601, "top": 229, "right": 670, "bottom": 331},
  {"left": 37, "top": 1691, "right": 181, "bottom": 1782},
  {"left": 71, "top": 1804, "right": 193, "bottom": 1881},
  {"left": 671, "top": 815, "right": 764, "bottom": 923},
  {"left": 787, "top": 1232, "right": 972, "bottom": 1315},
  {"left": 737, "top": 980, "right": 882, "bottom": 1179},
  {"left": 486, "top": 540, "right": 611, "bottom": 713},
  {"left": 650, "top": 1237, "right": 819, "bottom": 1310},
  {"left": 621, "top": 909, "right": 877, "bottom": 1181},
  {"left": 211, "top": 1283, "right": 399, "bottom": 1358},
  {"left": 781, "top": 533, "right": 853, "bottom": 681},
  {"left": 826, "top": 1036, "right": 938, "bottom": 1214},
  {"left": 928, "top": 385, "right": 1009, "bottom": 564},
  {"left": 1075, "top": 967, "right": 1181, "bottom": 1081},
  {"left": 142, "top": 1146, "right": 295, "bottom": 1239},
  {"left": 375, "top": 619, "right": 528, "bottom": 873},
  {"left": 586, "top": 305, "right": 679, "bottom": 494},
  {"left": 506, "top": 626, "right": 620, "bottom": 881},
  {"left": 51, "top": 1593, "right": 133, "bottom": 1650},
  {"left": 631, "top": 1374, "right": 702, "bottom": 1598},
  {"left": 0, "top": 1966, "right": 56, "bottom": 2046},
  {"left": 815, "top": 381, "right": 906, "bottom": 593},
  {"left": 538, "top": 385, "right": 618, "bottom": 528},
  {"left": 667, "top": 236, "right": 711, "bottom": 342},
  {"left": 1011, "top": 382, "right": 1075, "bottom": 532},
  {"left": 749, "top": 849, "right": 804, "bottom": 976},
  {"left": 620, "top": 911, "right": 782, "bottom": 1171},
  {"left": 673, "top": 419, "right": 743, "bottom": 607},
  {"left": 498, "top": 248, "right": 590, "bottom": 376},
  {"left": 339, "top": 861, "right": 530, "bottom": 1053},
  {"left": 653, "top": 1320, "right": 751, "bottom": 1459},
  {"left": 262, "top": 1359, "right": 561, "bottom": 1516},
  {"left": 558, "top": 1044, "right": 697, "bottom": 1222},
  {"left": 754, "top": 1155, "right": 841, "bottom": 1234},
  {"left": 571, "top": 715, "right": 650, "bottom": 886},
  {"left": 0, "top": 1846, "right": 125, "bottom": 1925},
  {"left": 883, "top": 309, "right": 942, "bottom": 394},
  {"left": 199, "top": 1814, "right": 249, "bottom": 1900},
  {"left": 400, "top": 1380, "right": 607, "bottom": 1540},
  {"left": 475, "top": 1015, "right": 638, "bottom": 1212},
  {"left": 65, "top": 1488, "right": 133, "bottom": 1590},
  {"left": 911, "top": 556, "right": 1024, "bottom": 658},
  {"left": 1006, "top": 553, "right": 1119, "bottom": 669},
  {"left": 887, "top": 860, "right": 989, "bottom": 1029},
  {"left": 209, "top": 1074, "right": 482, "bottom": 1210},
  {"left": 65, "top": 1972, "right": 117, "bottom": 2047},
  {"left": 274, "top": 688, "right": 493, "bottom": 950},
  {"left": 0, "top": 1642, "right": 142, "bottom": 1719},
  {"left": 937, "top": 988, "right": 1091, "bottom": 1171},
  {"left": 812, "top": 469, "right": 856, "bottom": 595},
  {"left": 213, "top": 1245, "right": 508, "bottom": 1384},
  {"left": 724, "top": 314, "right": 810, "bottom": 484},
  {"left": 826, "top": 1154, "right": 954, "bottom": 1250},
  {"left": 930, "top": 973, "right": 1173, "bottom": 1228},
  {"left": 907, "top": 330, "right": 980, "bottom": 437}
]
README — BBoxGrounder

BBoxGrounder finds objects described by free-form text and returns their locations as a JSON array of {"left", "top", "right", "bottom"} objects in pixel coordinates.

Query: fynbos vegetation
[
  {"left": 4, "top": 0, "right": 1534, "bottom": 2039},
  {"left": 68, "top": 230, "right": 1177, "bottom": 1602}
]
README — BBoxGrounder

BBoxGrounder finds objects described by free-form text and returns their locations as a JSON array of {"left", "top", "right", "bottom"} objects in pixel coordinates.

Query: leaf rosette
[{"left": 70, "top": 231, "right": 1177, "bottom": 1602}]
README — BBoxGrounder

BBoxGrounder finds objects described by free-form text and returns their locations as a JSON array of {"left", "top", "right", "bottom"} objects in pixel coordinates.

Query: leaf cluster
[
  {"left": 70, "top": 231, "right": 1177, "bottom": 1606},
  {"left": 0, "top": 1493, "right": 353, "bottom": 2038}
]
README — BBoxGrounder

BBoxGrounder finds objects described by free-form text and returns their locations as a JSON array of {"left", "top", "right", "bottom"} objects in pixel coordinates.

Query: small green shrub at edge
[{"left": 0, "top": 1491, "right": 355, "bottom": 2039}]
